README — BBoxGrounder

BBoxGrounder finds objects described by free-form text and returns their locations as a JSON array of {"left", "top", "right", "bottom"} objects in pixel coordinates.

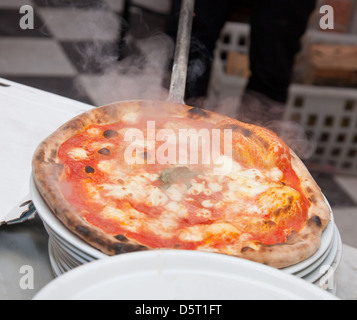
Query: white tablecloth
[{"left": 0, "top": 78, "right": 92, "bottom": 221}]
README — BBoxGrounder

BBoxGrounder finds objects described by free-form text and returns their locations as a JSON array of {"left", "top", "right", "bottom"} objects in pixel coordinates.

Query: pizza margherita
[{"left": 32, "top": 101, "right": 331, "bottom": 268}]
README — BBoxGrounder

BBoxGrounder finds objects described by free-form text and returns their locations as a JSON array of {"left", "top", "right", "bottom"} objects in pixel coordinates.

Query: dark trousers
[{"left": 169, "top": 0, "right": 316, "bottom": 103}]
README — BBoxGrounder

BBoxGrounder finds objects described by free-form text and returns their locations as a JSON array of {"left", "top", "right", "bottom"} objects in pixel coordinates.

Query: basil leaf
[{"left": 158, "top": 167, "right": 200, "bottom": 189}]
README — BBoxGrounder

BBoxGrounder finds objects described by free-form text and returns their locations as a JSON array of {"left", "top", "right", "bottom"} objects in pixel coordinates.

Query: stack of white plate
[{"left": 30, "top": 176, "right": 343, "bottom": 294}]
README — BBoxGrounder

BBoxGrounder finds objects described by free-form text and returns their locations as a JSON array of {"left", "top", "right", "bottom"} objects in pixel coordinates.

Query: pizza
[{"left": 32, "top": 101, "right": 331, "bottom": 268}]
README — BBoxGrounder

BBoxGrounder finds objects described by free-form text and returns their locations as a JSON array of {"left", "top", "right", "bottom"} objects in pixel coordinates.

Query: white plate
[
  {"left": 50, "top": 237, "right": 80, "bottom": 269},
  {"left": 34, "top": 250, "right": 338, "bottom": 300},
  {"left": 44, "top": 222, "right": 97, "bottom": 264},
  {"left": 48, "top": 241, "right": 63, "bottom": 278},
  {"left": 306, "top": 226, "right": 343, "bottom": 285}
]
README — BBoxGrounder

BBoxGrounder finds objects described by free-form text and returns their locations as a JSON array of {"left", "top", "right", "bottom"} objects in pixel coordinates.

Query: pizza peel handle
[{"left": 167, "top": 0, "right": 195, "bottom": 104}]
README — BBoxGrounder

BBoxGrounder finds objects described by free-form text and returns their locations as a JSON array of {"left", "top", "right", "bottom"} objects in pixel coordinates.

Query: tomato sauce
[{"left": 57, "top": 116, "right": 311, "bottom": 250}]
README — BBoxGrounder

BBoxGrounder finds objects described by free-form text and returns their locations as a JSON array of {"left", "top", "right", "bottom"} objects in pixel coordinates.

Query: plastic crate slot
[
  {"left": 345, "top": 100, "right": 355, "bottom": 111},
  {"left": 343, "top": 162, "right": 353, "bottom": 170},
  {"left": 320, "top": 132, "right": 331, "bottom": 142},
  {"left": 294, "top": 96, "right": 305, "bottom": 108},
  {"left": 337, "top": 133, "right": 347, "bottom": 142},
  {"left": 223, "top": 34, "right": 231, "bottom": 45},
  {"left": 340, "top": 117, "right": 351, "bottom": 127},
  {"left": 316, "top": 147, "right": 326, "bottom": 155},
  {"left": 290, "top": 113, "right": 302, "bottom": 123},
  {"left": 348, "top": 149, "right": 357, "bottom": 157},
  {"left": 324, "top": 116, "right": 335, "bottom": 127},
  {"left": 220, "top": 51, "right": 228, "bottom": 62},
  {"left": 331, "top": 148, "right": 342, "bottom": 156},
  {"left": 238, "top": 36, "right": 247, "bottom": 47},
  {"left": 307, "top": 114, "right": 318, "bottom": 126}
]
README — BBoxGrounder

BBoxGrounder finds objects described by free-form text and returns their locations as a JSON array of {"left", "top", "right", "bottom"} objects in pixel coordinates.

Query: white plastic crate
[
  {"left": 207, "top": 22, "right": 250, "bottom": 113},
  {"left": 207, "top": 22, "right": 357, "bottom": 175},
  {"left": 285, "top": 85, "right": 357, "bottom": 175}
]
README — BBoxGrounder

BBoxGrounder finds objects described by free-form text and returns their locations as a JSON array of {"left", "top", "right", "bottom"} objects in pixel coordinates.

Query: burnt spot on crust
[
  {"left": 98, "top": 148, "right": 111, "bottom": 156},
  {"left": 35, "top": 149, "right": 46, "bottom": 162},
  {"left": 220, "top": 123, "right": 241, "bottom": 131},
  {"left": 241, "top": 128, "right": 252, "bottom": 137},
  {"left": 219, "top": 123, "right": 254, "bottom": 138},
  {"left": 305, "top": 186, "right": 314, "bottom": 195},
  {"left": 50, "top": 149, "right": 58, "bottom": 159},
  {"left": 187, "top": 107, "right": 209, "bottom": 119},
  {"left": 76, "top": 225, "right": 91, "bottom": 237},
  {"left": 115, "top": 234, "right": 129, "bottom": 242},
  {"left": 113, "top": 243, "right": 147, "bottom": 254},
  {"left": 286, "top": 230, "right": 298, "bottom": 243},
  {"left": 85, "top": 166, "right": 95, "bottom": 174},
  {"left": 255, "top": 135, "right": 270, "bottom": 150},
  {"left": 309, "top": 216, "right": 322, "bottom": 228},
  {"left": 103, "top": 130, "right": 118, "bottom": 139},
  {"left": 241, "top": 247, "right": 255, "bottom": 253},
  {"left": 62, "top": 119, "right": 85, "bottom": 132},
  {"left": 309, "top": 195, "right": 318, "bottom": 204}
]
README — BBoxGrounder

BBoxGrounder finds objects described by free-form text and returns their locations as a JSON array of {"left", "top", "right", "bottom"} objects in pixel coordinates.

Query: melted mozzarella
[
  {"left": 227, "top": 178, "right": 270, "bottom": 198},
  {"left": 178, "top": 225, "right": 205, "bottom": 242},
  {"left": 68, "top": 148, "right": 88, "bottom": 160},
  {"left": 101, "top": 206, "right": 144, "bottom": 233},
  {"left": 208, "top": 182, "right": 223, "bottom": 193},
  {"left": 101, "top": 175, "right": 148, "bottom": 202},
  {"left": 166, "top": 201, "right": 188, "bottom": 218},
  {"left": 146, "top": 188, "right": 168, "bottom": 207},
  {"left": 166, "top": 184, "right": 185, "bottom": 202},
  {"left": 203, "top": 222, "right": 240, "bottom": 239},
  {"left": 187, "top": 180, "right": 205, "bottom": 195},
  {"left": 202, "top": 200, "right": 214, "bottom": 208},
  {"left": 121, "top": 111, "right": 141, "bottom": 124},
  {"left": 145, "top": 211, "right": 178, "bottom": 239}
]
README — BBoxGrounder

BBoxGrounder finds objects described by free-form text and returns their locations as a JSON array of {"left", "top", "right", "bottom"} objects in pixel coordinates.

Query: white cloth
[{"left": 0, "top": 78, "right": 93, "bottom": 222}]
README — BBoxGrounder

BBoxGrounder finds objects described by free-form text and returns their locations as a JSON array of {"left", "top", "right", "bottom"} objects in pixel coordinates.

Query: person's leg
[
  {"left": 240, "top": 0, "right": 316, "bottom": 124},
  {"left": 247, "top": 0, "right": 316, "bottom": 103},
  {"left": 167, "top": 0, "right": 235, "bottom": 101}
]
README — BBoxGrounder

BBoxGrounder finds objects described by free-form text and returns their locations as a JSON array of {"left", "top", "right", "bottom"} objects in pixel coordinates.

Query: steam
[
  {"left": 36, "top": 1, "right": 175, "bottom": 106},
  {"left": 214, "top": 91, "right": 317, "bottom": 160},
  {"left": 76, "top": 33, "right": 175, "bottom": 106},
  {"left": 39, "top": 2, "right": 316, "bottom": 160},
  {"left": 265, "top": 120, "right": 317, "bottom": 160}
]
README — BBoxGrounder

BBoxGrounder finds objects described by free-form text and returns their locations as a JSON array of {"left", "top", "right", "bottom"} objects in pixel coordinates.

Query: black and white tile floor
[
  {"left": 1, "top": 0, "right": 356, "bottom": 248},
  {"left": 0, "top": 0, "right": 170, "bottom": 104}
]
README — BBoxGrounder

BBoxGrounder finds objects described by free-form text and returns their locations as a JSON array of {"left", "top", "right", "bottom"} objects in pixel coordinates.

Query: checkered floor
[
  {"left": 1, "top": 0, "right": 357, "bottom": 248},
  {"left": 0, "top": 0, "right": 170, "bottom": 105}
]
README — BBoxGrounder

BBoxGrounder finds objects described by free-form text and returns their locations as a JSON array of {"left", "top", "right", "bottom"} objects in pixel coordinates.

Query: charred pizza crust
[{"left": 32, "top": 100, "right": 331, "bottom": 268}]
